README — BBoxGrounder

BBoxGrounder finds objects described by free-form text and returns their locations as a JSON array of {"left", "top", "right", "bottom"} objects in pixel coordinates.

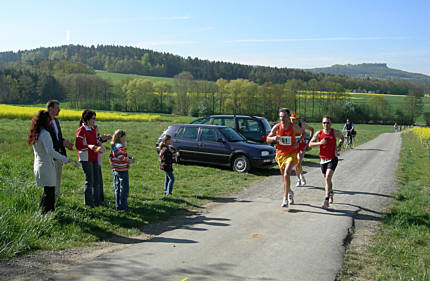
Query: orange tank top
[{"left": 276, "top": 122, "right": 296, "bottom": 156}]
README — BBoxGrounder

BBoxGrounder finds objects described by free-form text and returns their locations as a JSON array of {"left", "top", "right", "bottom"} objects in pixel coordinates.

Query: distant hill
[
  {"left": 0, "top": 45, "right": 428, "bottom": 95},
  {"left": 307, "top": 63, "right": 430, "bottom": 83}
]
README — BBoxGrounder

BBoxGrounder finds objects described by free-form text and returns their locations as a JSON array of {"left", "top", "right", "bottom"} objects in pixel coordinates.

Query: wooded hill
[
  {"left": 0, "top": 45, "right": 427, "bottom": 124},
  {"left": 308, "top": 63, "right": 430, "bottom": 83},
  {"left": 0, "top": 45, "right": 427, "bottom": 95}
]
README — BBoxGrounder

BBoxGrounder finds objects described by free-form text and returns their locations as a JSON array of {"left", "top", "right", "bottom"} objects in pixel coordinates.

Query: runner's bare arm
[
  {"left": 334, "top": 129, "right": 344, "bottom": 148},
  {"left": 303, "top": 123, "right": 314, "bottom": 140},
  {"left": 295, "top": 125, "right": 305, "bottom": 146},
  {"left": 309, "top": 131, "right": 323, "bottom": 148},
  {"left": 266, "top": 124, "right": 279, "bottom": 143}
]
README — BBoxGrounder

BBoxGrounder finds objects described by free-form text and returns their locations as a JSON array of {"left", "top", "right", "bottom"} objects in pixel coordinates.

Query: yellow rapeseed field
[
  {"left": 0, "top": 104, "right": 161, "bottom": 122},
  {"left": 411, "top": 127, "right": 430, "bottom": 148}
]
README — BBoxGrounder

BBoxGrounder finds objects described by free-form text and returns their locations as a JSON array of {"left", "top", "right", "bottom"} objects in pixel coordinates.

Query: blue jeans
[
  {"left": 113, "top": 170, "right": 129, "bottom": 211},
  {"left": 80, "top": 161, "right": 101, "bottom": 207},
  {"left": 164, "top": 170, "right": 175, "bottom": 195}
]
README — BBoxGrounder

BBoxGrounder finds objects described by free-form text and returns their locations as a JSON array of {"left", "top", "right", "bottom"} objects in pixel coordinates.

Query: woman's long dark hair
[
  {"left": 79, "top": 109, "right": 96, "bottom": 127},
  {"left": 27, "top": 110, "right": 51, "bottom": 145}
]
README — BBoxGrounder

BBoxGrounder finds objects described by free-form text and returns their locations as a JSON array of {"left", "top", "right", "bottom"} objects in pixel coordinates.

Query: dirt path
[{"left": 0, "top": 133, "right": 401, "bottom": 281}]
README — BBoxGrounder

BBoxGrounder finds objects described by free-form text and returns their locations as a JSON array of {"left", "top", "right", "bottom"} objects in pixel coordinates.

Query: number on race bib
[{"left": 278, "top": 136, "right": 292, "bottom": 145}]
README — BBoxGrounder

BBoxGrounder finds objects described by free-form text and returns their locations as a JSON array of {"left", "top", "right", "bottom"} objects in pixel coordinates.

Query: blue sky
[{"left": 1, "top": 0, "right": 429, "bottom": 75}]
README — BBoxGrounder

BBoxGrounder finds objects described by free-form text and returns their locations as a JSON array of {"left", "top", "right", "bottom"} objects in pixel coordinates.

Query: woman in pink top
[
  {"left": 75, "top": 110, "right": 101, "bottom": 207},
  {"left": 309, "top": 115, "right": 344, "bottom": 209}
]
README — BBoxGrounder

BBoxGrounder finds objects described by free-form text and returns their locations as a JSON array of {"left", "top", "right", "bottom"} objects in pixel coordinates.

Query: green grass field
[
  {"left": 96, "top": 70, "right": 175, "bottom": 86},
  {"left": 0, "top": 113, "right": 396, "bottom": 259},
  {"left": 337, "top": 130, "right": 430, "bottom": 280}
]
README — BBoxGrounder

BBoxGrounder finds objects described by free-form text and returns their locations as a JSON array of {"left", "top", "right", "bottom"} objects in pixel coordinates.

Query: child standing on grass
[
  {"left": 159, "top": 135, "right": 176, "bottom": 196},
  {"left": 109, "top": 129, "right": 134, "bottom": 211}
]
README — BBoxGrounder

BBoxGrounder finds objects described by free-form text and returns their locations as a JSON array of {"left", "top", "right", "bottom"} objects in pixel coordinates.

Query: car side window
[
  {"left": 213, "top": 117, "right": 235, "bottom": 128},
  {"left": 175, "top": 127, "right": 199, "bottom": 140},
  {"left": 200, "top": 128, "right": 221, "bottom": 142},
  {"left": 238, "top": 118, "right": 260, "bottom": 133}
]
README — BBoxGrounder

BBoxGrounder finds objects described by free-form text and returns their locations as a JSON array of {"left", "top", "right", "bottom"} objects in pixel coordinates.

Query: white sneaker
[
  {"left": 300, "top": 176, "right": 306, "bottom": 186},
  {"left": 281, "top": 198, "right": 289, "bottom": 208},
  {"left": 322, "top": 199, "right": 329, "bottom": 209},
  {"left": 295, "top": 179, "right": 302, "bottom": 187},
  {"left": 288, "top": 191, "right": 294, "bottom": 205}
]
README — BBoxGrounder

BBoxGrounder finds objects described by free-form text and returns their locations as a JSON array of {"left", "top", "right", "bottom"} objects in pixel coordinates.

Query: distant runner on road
[
  {"left": 267, "top": 108, "right": 303, "bottom": 208},
  {"left": 309, "top": 115, "right": 344, "bottom": 209}
]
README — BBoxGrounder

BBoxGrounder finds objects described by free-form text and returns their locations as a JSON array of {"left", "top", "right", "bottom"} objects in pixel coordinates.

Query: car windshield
[{"left": 219, "top": 127, "right": 245, "bottom": 142}]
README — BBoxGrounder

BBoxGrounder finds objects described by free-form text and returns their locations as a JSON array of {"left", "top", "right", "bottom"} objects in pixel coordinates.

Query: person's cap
[{"left": 290, "top": 113, "right": 299, "bottom": 119}]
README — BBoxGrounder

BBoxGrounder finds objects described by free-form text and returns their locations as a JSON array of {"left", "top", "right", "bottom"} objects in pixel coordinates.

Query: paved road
[{"left": 54, "top": 133, "right": 401, "bottom": 281}]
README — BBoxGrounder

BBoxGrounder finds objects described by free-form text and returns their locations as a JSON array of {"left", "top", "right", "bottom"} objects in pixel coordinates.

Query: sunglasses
[{"left": 322, "top": 122, "right": 330, "bottom": 124}]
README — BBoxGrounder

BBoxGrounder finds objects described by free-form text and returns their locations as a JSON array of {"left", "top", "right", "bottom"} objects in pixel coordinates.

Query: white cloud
[
  {"left": 90, "top": 16, "right": 190, "bottom": 25},
  {"left": 227, "top": 37, "right": 407, "bottom": 43}
]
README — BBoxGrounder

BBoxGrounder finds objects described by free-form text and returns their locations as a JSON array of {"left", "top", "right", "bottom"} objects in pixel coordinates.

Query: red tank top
[
  {"left": 318, "top": 129, "right": 337, "bottom": 159},
  {"left": 276, "top": 122, "right": 296, "bottom": 156}
]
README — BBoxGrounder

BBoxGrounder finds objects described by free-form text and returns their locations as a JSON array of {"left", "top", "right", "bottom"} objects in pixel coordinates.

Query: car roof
[
  {"left": 201, "top": 115, "right": 266, "bottom": 119},
  {"left": 170, "top": 124, "right": 230, "bottom": 129}
]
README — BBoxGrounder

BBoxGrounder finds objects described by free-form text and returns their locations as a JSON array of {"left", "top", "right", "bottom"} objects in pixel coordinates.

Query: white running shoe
[
  {"left": 295, "top": 179, "right": 302, "bottom": 187},
  {"left": 300, "top": 176, "right": 306, "bottom": 186},
  {"left": 288, "top": 191, "right": 294, "bottom": 205},
  {"left": 281, "top": 198, "right": 289, "bottom": 208},
  {"left": 322, "top": 199, "right": 329, "bottom": 209}
]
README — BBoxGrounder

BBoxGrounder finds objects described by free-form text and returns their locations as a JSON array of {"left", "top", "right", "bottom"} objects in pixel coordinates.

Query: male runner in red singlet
[
  {"left": 309, "top": 115, "right": 344, "bottom": 209},
  {"left": 267, "top": 108, "right": 303, "bottom": 208}
]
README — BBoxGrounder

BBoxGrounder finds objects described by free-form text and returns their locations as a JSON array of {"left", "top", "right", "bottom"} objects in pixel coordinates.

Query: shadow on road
[
  {"left": 306, "top": 186, "right": 395, "bottom": 199},
  {"left": 139, "top": 209, "right": 232, "bottom": 239},
  {"left": 352, "top": 148, "right": 385, "bottom": 152},
  {"left": 291, "top": 203, "right": 382, "bottom": 222}
]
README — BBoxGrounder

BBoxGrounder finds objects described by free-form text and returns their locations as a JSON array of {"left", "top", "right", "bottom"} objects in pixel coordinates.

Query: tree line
[
  {"left": 0, "top": 45, "right": 427, "bottom": 96},
  {"left": 0, "top": 60, "right": 425, "bottom": 125}
]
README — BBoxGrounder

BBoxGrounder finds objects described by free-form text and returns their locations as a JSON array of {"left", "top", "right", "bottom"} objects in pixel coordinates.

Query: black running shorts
[{"left": 320, "top": 157, "right": 338, "bottom": 174}]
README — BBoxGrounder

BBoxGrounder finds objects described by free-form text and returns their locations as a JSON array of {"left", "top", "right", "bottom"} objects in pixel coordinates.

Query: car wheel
[{"left": 232, "top": 155, "right": 250, "bottom": 173}]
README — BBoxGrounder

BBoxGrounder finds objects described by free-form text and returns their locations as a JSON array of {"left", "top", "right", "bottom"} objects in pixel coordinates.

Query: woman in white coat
[{"left": 28, "top": 110, "right": 73, "bottom": 213}]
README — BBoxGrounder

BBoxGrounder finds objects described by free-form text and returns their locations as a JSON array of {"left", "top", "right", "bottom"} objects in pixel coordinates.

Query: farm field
[
  {"left": 96, "top": 70, "right": 175, "bottom": 86},
  {"left": 0, "top": 109, "right": 395, "bottom": 258},
  {"left": 95, "top": 70, "right": 430, "bottom": 124}
]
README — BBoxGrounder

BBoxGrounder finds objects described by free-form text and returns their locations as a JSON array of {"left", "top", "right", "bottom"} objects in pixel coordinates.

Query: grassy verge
[
  {"left": 337, "top": 130, "right": 430, "bottom": 280},
  {"left": 0, "top": 118, "right": 394, "bottom": 259}
]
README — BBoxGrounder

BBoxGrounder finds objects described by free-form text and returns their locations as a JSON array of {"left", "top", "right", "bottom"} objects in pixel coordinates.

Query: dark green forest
[{"left": 0, "top": 45, "right": 427, "bottom": 124}]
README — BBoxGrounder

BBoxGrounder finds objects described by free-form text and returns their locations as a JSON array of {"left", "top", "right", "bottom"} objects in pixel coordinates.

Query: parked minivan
[
  {"left": 189, "top": 115, "right": 272, "bottom": 144},
  {"left": 156, "top": 124, "right": 276, "bottom": 173}
]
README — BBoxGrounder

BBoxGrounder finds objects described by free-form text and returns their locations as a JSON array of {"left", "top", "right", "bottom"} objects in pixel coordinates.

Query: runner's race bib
[{"left": 278, "top": 136, "right": 292, "bottom": 145}]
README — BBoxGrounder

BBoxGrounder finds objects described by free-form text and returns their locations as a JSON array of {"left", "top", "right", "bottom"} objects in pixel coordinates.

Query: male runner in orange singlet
[{"left": 267, "top": 108, "right": 303, "bottom": 208}]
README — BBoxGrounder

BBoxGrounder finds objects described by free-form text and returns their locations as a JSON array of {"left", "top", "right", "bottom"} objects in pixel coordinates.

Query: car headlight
[{"left": 261, "top": 151, "right": 269, "bottom": 157}]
